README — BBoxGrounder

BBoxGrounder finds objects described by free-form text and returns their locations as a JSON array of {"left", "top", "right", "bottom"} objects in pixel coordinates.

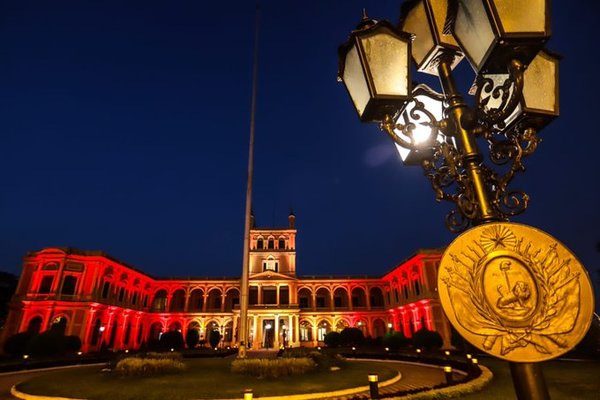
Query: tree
[
  {"left": 3, "top": 332, "right": 35, "bottom": 357},
  {"left": 324, "top": 331, "right": 341, "bottom": 348},
  {"left": 208, "top": 329, "right": 221, "bottom": 349},
  {"left": 412, "top": 327, "right": 443, "bottom": 351},
  {"left": 339, "top": 327, "right": 365, "bottom": 347},
  {"left": 0, "top": 272, "right": 17, "bottom": 329},
  {"left": 185, "top": 328, "right": 200, "bottom": 349},
  {"left": 159, "top": 330, "right": 185, "bottom": 351}
]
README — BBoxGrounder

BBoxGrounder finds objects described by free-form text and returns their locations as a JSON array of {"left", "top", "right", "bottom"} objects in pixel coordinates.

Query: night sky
[{"left": 0, "top": 1, "right": 598, "bottom": 304}]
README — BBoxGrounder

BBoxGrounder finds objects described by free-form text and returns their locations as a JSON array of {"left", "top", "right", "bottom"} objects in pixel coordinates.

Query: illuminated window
[
  {"left": 152, "top": 290, "right": 168, "bottom": 312},
  {"left": 263, "top": 258, "right": 277, "bottom": 272},
  {"left": 39, "top": 276, "right": 53, "bottom": 294},
  {"left": 317, "top": 323, "right": 329, "bottom": 341},
  {"left": 300, "top": 322, "right": 312, "bottom": 342}
]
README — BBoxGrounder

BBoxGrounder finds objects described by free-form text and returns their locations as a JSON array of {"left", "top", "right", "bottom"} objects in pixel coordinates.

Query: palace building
[{"left": 2, "top": 213, "right": 452, "bottom": 352}]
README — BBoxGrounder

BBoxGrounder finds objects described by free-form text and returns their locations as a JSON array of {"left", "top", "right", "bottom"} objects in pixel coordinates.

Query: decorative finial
[{"left": 356, "top": 8, "right": 376, "bottom": 30}]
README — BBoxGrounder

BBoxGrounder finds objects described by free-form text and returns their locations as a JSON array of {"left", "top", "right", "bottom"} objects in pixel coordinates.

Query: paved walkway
[
  {"left": 322, "top": 360, "right": 454, "bottom": 400},
  {"left": 0, "top": 365, "right": 92, "bottom": 400},
  {"left": 2, "top": 359, "right": 455, "bottom": 400}
]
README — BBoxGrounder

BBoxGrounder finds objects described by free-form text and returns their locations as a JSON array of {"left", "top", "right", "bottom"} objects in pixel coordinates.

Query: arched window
[
  {"left": 257, "top": 238, "right": 264, "bottom": 249},
  {"left": 278, "top": 238, "right": 285, "bottom": 249},
  {"left": 102, "top": 281, "right": 111, "bottom": 299},
  {"left": 263, "top": 257, "right": 277, "bottom": 272},
  {"left": 152, "top": 290, "right": 168, "bottom": 312},
  {"left": 90, "top": 319, "right": 102, "bottom": 345},
  {"left": 137, "top": 323, "right": 144, "bottom": 344},
  {"left": 39, "top": 276, "right": 53, "bottom": 294},
  {"left": 131, "top": 292, "right": 138, "bottom": 305},
  {"left": 124, "top": 322, "right": 132, "bottom": 345},
  {"left": 268, "top": 238, "right": 274, "bottom": 249},
  {"left": 118, "top": 287, "right": 126, "bottom": 302},
  {"left": 299, "top": 321, "right": 312, "bottom": 342},
  {"left": 414, "top": 280, "right": 421, "bottom": 296},
  {"left": 61, "top": 276, "right": 77, "bottom": 295}
]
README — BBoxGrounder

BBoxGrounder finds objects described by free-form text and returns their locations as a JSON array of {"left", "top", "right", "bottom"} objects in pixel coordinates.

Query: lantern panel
[
  {"left": 454, "top": 0, "right": 496, "bottom": 72},
  {"left": 342, "top": 44, "right": 372, "bottom": 118},
  {"left": 430, "top": 0, "right": 459, "bottom": 47},
  {"left": 402, "top": 1, "right": 435, "bottom": 67},
  {"left": 393, "top": 84, "right": 445, "bottom": 165},
  {"left": 359, "top": 31, "right": 410, "bottom": 98},
  {"left": 401, "top": 0, "right": 463, "bottom": 75},
  {"left": 495, "top": 0, "right": 547, "bottom": 34},
  {"left": 522, "top": 50, "right": 558, "bottom": 116}
]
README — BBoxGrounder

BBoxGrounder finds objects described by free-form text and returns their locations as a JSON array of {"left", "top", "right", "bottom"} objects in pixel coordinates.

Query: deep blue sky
[{"left": 0, "top": 1, "right": 598, "bottom": 298}]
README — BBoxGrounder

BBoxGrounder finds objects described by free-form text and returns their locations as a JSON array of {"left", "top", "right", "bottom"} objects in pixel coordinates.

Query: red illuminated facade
[{"left": 2, "top": 214, "right": 452, "bottom": 352}]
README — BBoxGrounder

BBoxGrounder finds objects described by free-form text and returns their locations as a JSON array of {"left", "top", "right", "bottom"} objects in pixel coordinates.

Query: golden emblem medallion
[{"left": 438, "top": 222, "right": 595, "bottom": 362}]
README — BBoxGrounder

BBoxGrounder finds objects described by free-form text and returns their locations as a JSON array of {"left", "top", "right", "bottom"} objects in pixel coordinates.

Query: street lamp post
[{"left": 338, "top": 1, "right": 594, "bottom": 399}]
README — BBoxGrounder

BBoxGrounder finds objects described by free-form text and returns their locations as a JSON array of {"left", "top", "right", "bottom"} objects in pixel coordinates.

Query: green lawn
[
  {"left": 17, "top": 358, "right": 398, "bottom": 400},
  {"left": 464, "top": 358, "right": 600, "bottom": 399}
]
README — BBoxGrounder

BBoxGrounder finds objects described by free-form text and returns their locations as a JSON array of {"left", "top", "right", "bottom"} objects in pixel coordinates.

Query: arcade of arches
[{"left": 2, "top": 217, "right": 452, "bottom": 352}]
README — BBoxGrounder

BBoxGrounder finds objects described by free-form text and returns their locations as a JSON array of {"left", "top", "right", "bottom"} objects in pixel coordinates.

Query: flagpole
[{"left": 238, "top": 2, "right": 260, "bottom": 359}]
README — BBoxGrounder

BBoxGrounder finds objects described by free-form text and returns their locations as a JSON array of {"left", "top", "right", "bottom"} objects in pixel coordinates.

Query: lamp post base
[
  {"left": 238, "top": 343, "right": 247, "bottom": 359},
  {"left": 509, "top": 362, "right": 550, "bottom": 400}
]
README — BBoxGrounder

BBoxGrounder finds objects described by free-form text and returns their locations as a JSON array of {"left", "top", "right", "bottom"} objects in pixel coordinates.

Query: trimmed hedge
[
  {"left": 231, "top": 358, "right": 316, "bottom": 378},
  {"left": 115, "top": 356, "right": 186, "bottom": 377}
]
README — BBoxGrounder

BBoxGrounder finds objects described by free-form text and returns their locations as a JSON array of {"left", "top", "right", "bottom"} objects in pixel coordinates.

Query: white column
[{"left": 294, "top": 315, "right": 300, "bottom": 347}]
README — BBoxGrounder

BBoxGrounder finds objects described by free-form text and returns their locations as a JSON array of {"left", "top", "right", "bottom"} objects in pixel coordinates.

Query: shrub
[
  {"left": 27, "top": 330, "right": 67, "bottom": 357},
  {"left": 3, "top": 332, "right": 35, "bottom": 357},
  {"left": 146, "top": 351, "right": 183, "bottom": 361},
  {"left": 324, "top": 331, "right": 341, "bottom": 348},
  {"left": 115, "top": 356, "right": 186, "bottom": 377},
  {"left": 412, "top": 327, "right": 443, "bottom": 351},
  {"left": 65, "top": 335, "right": 82, "bottom": 353},
  {"left": 283, "top": 347, "right": 345, "bottom": 370},
  {"left": 339, "top": 328, "right": 364, "bottom": 347},
  {"left": 383, "top": 331, "right": 410, "bottom": 351},
  {"left": 231, "top": 358, "right": 315, "bottom": 378}
]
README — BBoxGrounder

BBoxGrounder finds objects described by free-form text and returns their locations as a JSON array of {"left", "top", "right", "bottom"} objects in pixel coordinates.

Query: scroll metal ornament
[
  {"left": 380, "top": 58, "right": 542, "bottom": 233},
  {"left": 438, "top": 222, "right": 594, "bottom": 362}
]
